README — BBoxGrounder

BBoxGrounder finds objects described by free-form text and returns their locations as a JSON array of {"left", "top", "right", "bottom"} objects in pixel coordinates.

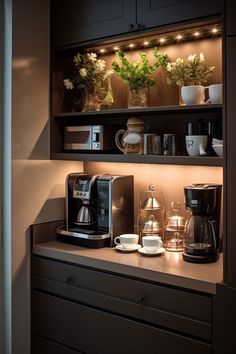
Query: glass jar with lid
[
  {"left": 137, "top": 184, "right": 165, "bottom": 243},
  {"left": 164, "top": 201, "right": 188, "bottom": 251}
]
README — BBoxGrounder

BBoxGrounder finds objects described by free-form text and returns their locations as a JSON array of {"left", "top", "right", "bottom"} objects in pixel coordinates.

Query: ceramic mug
[
  {"left": 185, "top": 135, "right": 208, "bottom": 156},
  {"left": 208, "top": 84, "right": 222, "bottom": 104},
  {"left": 181, "top": 85, "right": 207, "bottom": 105},
  {"left": 142, "top": 235, "right": 163, "bottom": 252},
  {"left": 114, "top": 234, "right": 139, "bottom": 249}
]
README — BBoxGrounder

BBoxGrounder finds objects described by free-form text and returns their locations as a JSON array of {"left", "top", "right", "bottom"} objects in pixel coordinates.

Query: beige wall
[{"left": 12, "top": 1, "right": 82, "bottom": 353}]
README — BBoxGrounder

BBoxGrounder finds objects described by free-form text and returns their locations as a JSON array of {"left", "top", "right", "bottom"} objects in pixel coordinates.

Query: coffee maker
[
  {"left": 57, "top": 173, "right": 134, "bottom": 248},
  {"left": 183, "top": 183, "right": 222, "bottom": 263}
]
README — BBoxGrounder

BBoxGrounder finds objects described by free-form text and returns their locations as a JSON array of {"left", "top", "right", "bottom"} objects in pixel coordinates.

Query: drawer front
[
  {"left": 31, "top": 334, "right": 83, "bottom": 354},
  {"left": 32, "top": 256, "right": 212, "bottom": 339},
  {"left": 32, "top": 290, "right": 211, "bottom": 354}
]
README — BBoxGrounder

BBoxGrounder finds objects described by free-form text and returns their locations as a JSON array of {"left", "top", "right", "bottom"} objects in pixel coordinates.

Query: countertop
[{"left": 33, "top": 240, "right": 223, "bottom": 294}]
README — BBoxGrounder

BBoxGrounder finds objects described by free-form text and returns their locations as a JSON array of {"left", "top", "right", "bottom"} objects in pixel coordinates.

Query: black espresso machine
[{"left": 57, "top": 173, "right": 134, "bottom": 248}]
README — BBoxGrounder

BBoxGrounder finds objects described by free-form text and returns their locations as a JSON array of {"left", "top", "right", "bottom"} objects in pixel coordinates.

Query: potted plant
[
  {"left": 63, "top": 52, "right": 113, "bottom": 112},
  {"left": 165, "top": 52, "right": 215, "bottom": 105},
  {"left": 112, "top": 49, "right": 168, "bottom": 108}
]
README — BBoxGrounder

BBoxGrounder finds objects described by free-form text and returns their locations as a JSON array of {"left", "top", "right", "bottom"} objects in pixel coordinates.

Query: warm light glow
[
  {"left": 212, "top": 28, "right": 218, "bottom": 34},
  {"left": 194, "top": 31, "right": 200, "bottom": 37},
  {"left": 129, "top": 43, "right": 135, "bottom": 48},
  {"left": 100, "top": 49, "right": 106, "bottom": 53},
  {"left": 159, "top": 38, "right": 166, "bottom": 44},
  {"left": 176, "top": 34, "right": 183, "bottom": 40},
  {"left": 143, "top": 41, "right": 149, "bottom": 46},
  {"left": 114, "top": 46, "right": 119, "bottom": 51}
]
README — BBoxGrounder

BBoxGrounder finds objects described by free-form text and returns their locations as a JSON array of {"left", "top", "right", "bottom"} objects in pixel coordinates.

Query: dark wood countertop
[{"left": 33, "top": 240, "right": 223, "bottom": 294}]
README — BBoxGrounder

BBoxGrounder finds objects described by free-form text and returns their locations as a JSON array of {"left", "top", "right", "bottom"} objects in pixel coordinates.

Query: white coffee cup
[
  {"left": 181, "top": 85, "right": 207, "bottom": 105},
  {"left": 142, "top": 235, "right": 163, "bottom": 253},
  {"left": 114, "top": 234, "right": 139, "bottom": 249},
  {"left": 185, "top": 135, "right": 208, "bottom": 156},
  {"left": 208, "top": 84, "right": 222, "bottom": 104}
]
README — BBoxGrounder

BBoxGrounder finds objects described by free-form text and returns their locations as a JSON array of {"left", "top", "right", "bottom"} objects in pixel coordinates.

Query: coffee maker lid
[{"left": 184, "top": 183, "right": 221, "bottom": 190}]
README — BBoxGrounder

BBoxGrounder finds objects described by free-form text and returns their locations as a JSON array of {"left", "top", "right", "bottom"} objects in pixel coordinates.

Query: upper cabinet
[
  {"left": 226, "top": 0, "right": 236, "bottom": 36},
  {"left": 51, "top": 0, "right": 136, "bottom": 48},
  {"left": 137, "top": 0, "right": 223, "bottom": 30},
  {"left": 51, "top": 0, "right": 223, "bottom": 48}
]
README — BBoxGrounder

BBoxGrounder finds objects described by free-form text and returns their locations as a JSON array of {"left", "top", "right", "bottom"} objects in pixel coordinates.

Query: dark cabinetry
[
  {"left": 226, "top": 0, "right": 236, "bottom": 36},
  {"left": 51, "top": 0, "right": 136, "bottom": 48},
  {"left": 31, "top": 256, "right": 213, "bottom": 354},
  {"left": 51, "top": 0, "right": 223, "bottom": 48}
]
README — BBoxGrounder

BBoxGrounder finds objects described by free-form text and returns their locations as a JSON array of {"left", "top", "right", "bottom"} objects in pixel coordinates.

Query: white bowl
[{"left": 212, "top": 144, "right": 223, "bottom": 157}]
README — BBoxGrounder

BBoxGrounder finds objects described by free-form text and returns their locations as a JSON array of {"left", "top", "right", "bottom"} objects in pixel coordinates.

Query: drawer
[
  {"left": 32, "top": 256, "right": 212, "bottom": 340},
  {"left": 31, "top": 334, "right": 83, "bottom": 354},
  {"left": 32, "top": 290, "right": 211, "bottom": 354}
]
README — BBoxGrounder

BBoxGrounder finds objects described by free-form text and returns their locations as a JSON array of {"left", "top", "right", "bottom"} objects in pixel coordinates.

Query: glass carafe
[{"left": 184, "top": 215, "right": 217, "bottom": 256}]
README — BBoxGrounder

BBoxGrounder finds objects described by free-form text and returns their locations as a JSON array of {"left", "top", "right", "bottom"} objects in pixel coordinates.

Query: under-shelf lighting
[{"left": 86, "top": 23, "right": 221, "bottom": 56}]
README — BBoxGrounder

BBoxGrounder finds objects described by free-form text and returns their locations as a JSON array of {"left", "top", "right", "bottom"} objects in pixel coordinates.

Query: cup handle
[
  {"left": 204, "top": 86, "right": 210, "bottom": 103},
  {"left": 199, "top": 142, "right": 207, "bottom": 156},
  {"left": 115, "top": 129, "right": 125, "bottom": 153},
  {"left": 114, "top": 236, "right": 120, "bottom": 245}
]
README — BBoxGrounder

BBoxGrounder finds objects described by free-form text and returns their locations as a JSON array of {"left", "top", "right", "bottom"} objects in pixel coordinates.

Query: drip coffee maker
[
  {"left": 183, "top": 184, "right": 222, "bottom": 263},
  {"left": 164, "top": 201, "right": 188, "bottom": 251},
  {"left": 137, "top": 184, "right": 164, "bottom": 242}
]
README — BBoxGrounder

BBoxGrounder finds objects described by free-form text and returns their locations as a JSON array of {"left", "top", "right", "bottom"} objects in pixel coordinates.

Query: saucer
[
  {"left": 115, "top": 244, "right": 141, "bottom": 252},
  {"left": 138, "top": 247, "right": 165, "bottom": 256}
]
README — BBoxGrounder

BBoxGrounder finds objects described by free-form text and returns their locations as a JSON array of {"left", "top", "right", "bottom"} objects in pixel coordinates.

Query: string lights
[{"left": 86, "top": 23, "right": 221, "bottom": 55}]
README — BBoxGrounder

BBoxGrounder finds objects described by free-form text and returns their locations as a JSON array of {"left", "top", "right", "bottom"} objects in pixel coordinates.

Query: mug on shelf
[{"left": 185, "top": 135, "right": 208, "bottom": 156}]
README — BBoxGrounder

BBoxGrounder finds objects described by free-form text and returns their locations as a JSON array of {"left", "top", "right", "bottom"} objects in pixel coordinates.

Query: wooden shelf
[
  {"left": 50, "top": 153, "right": 222, "bottom": 166},
  {"left": 53, "top": 104, "right": 222, "bottom": 118}
]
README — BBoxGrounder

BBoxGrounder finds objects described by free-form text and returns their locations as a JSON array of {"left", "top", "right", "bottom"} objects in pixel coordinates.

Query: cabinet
[
  {"left": 31, "top": 255, "right": 212, "bottom": 354},
  {"left": 51, "top": 0, "right": 223, "bottom": 48}
]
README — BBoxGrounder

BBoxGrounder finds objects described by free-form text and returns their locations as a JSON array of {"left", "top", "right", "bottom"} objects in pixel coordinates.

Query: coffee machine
[
  {"left": 57, "top": 173, "right": 134, "bottom": 248},
  {"left": 183, "top": 183, "right": 222, "bottom": 263}
]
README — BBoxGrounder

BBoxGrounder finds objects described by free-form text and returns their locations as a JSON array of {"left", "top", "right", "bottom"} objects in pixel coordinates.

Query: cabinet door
[
  {"left": 226, "top": 0, "right": 236, "bottom": 36},
  {"left": 32, "top": 334, "right": 83, "bottom": 354},
  {"left": 225, "top": 35, "right": 236, "bottom": 287},
  {"left": 137, "top": 0, "right": 223, "bottom": 29},
  {"left": 32, "top": 290, "right": 211, "bottom": 354},
  {"left": 51, "top": 0, "right": 136, "bottom": 48}
]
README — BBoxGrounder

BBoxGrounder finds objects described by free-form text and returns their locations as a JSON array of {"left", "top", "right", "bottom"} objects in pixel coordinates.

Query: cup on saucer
[
  {"left": 142, "top": 235, "right": 163, "bottom": 253},
  {"left": 114, "top": 234, "right": 139, "bottom": 250}
]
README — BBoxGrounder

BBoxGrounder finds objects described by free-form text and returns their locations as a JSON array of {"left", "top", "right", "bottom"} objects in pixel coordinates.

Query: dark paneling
[
  {"left": 51, "top": 0, "right": 136, "bottom": 47},
  {"left": 213, "top": 284, "right": 236, "bottom": 353},
  {"left": 32, "top": 290, "right": 211, "bottom": 354},
  {"left": 225, "top": 35, "right": 236, "bottom": 286},
  {"left": 32, "top": 256, "right": 212, "bottom": 340},
  {"left": 226, "top": 0, "right": 236, "bottom": 36},
  {"left": 31, "top": 334, "right": 83, "bottom": 354},
  {"left": 137, "top": 0, "right": 223, "bottom": 29}
]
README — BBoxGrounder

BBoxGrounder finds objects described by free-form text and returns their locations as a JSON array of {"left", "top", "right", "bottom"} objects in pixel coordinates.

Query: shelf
[
  {"left": 50, "top": 153, "right": 222, "bottom": 166},
  {"left": 53, "top": 104, "right": 222, "bottom": 118}
]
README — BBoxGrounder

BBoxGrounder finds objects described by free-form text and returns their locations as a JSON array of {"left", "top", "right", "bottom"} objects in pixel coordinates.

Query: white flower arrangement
[
  {"left": 63, "top": 52, "right": 113, "bottom": 109},
  {"left": 165, "top": 52, "right": 215, "bottom": 86}
]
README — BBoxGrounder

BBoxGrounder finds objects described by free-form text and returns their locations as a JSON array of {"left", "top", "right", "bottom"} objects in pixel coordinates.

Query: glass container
[
  {"left": 137, "top": 184, "right": 164, "bottom": 243},
  {"left": 164, "top": 201, "right": 188, "bottom": 251}
]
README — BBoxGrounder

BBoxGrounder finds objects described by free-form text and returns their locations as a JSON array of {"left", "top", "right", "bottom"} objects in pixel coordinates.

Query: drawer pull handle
[
  {"left": 137, "top": 296, "right": 144, "bottom": 303},
  {"left": 65, "top": 277, "right": 72, "bottom": 284}
]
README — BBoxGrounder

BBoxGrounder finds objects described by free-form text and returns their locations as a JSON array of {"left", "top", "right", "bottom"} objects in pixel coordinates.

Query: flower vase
[
  {"left": 127, "top": 87, "right": 148, "bottom": 108},
  {"left": 82, "top": 91, "right": 101, "bottom": 112}
]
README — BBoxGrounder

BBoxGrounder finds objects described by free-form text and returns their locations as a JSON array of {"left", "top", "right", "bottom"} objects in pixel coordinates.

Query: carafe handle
[
  {"left": 115, "top": 129, "right": 126, "bottom": 153},
  {"left": 207, "top": 219, "right": 217, "bottom": 248}
]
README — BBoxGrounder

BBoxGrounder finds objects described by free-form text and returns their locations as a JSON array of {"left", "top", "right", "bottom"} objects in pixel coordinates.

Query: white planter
[{"left": 181, "top": 85, "right": 207, "bottom": 105}]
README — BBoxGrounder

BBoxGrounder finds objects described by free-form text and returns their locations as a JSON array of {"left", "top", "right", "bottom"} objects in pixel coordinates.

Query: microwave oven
[{"left": 64, "top": 125, "right": 117, "bottom": 151}]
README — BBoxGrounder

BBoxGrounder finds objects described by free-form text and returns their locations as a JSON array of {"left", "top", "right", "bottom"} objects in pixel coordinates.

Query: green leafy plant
[
  {"left": 112, "top": 48, "right": 168, "bottom": 92},
  {"left": 165, "top": 52, "right": 215, "bottom": 86}
]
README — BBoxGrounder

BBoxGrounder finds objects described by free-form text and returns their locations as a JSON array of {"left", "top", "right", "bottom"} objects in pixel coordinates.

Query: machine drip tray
[{"left": 56, "top": 226, "right": 111, "bottom": 249}]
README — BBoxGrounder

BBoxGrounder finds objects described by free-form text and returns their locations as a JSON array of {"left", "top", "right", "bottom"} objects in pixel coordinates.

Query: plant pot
[
  {"left": 127, "top": 87, "right": 148, "bottom": 108},
  {"left": 181, "top": 85, "right": 207, "bottom": 105}
]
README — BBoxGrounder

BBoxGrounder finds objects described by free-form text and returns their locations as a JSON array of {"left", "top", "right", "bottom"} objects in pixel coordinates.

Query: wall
[{"left": 12, "top": 1, "right": 82, "bottom": 353}]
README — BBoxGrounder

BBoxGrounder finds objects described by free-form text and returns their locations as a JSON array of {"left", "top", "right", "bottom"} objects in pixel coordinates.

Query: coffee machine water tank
[{"left": 183, "top": 183, "right": 222, "bottom": 263}]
